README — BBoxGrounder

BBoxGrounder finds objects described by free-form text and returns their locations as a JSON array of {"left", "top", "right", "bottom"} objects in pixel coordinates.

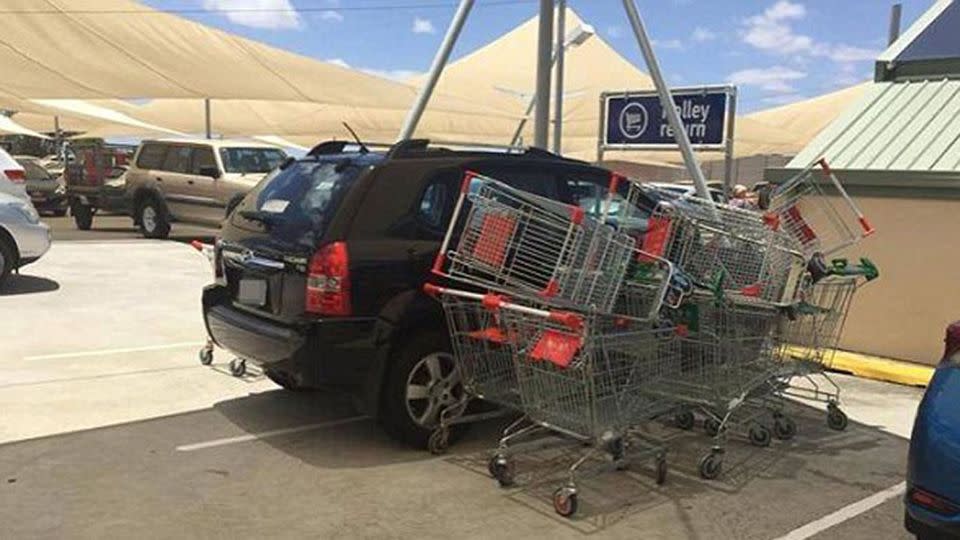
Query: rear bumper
[
  {"left": 202, "top": 284, "right": 379, "bottom": 386},
  {"left": 29, "top": 193, "right": 67, "bottom": 211},
  {"left": 905, "top": 500, "right": 960, "bottom": 538},
  {"left": 7, "top": 221, "right": 51, "bottom": 263}
]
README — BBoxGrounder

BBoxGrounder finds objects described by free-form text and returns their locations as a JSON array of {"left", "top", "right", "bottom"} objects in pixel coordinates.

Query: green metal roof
[{"left": 786, "top": 79, "right": 960, "bottom": 173}]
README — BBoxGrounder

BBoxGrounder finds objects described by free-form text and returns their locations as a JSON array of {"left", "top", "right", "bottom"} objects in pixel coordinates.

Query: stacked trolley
[
  {"left": 427, "top": 170, "right": 682, "bottom": 517},
  {"left": 425, "top": 160, "right": 878, "bottom": 517}
]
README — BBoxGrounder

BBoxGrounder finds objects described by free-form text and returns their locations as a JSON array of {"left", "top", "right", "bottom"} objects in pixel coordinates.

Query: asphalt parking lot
[{"left": 0, "top": 233, "right": 924, "bottom": 539}]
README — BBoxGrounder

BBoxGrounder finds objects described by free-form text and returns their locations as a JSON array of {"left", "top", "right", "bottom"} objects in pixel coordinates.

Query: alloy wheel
[{"left": 404, "top": 352, "right": 464, "bottom": 428}]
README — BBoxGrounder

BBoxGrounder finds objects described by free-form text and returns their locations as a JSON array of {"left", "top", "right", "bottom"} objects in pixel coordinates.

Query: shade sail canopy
[
  {"left": 0, "top": 116, "right": 50, "bottom": 138},
  {"left": 0, "top": 0, "right": 517, "bottom": 124}
]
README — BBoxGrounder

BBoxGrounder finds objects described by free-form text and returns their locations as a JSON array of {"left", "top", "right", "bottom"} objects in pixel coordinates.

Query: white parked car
[
  {"left": 0, "top": 147, "right": 29, "bottom": 201},
  {"left": 0, "top": 192, "right": 51, "bottom": 288}
]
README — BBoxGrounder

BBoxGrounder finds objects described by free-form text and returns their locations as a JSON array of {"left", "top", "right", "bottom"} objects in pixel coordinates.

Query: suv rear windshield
[
  {"left": 219, "top": 147, "right": 286, "bottom": 174},
  {"left": 237, "top": 159, "right": 363, "bottom": 245}
]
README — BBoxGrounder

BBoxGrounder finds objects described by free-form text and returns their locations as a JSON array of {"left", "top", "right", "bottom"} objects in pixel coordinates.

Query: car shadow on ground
[
  {"left": 209, "top": 387, "right": 905, "bottom": 532},
  {"left": 0, "top": 274, "right": 60, "bottom": 296}
]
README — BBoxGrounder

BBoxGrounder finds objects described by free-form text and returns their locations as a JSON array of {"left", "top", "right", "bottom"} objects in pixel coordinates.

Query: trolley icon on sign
[{"left": 619, "top": 102, "right": 649, "bottom": 139}]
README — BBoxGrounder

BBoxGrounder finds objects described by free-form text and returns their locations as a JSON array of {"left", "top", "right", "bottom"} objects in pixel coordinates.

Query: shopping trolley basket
[
  {"left": 658, "top": 295, "right": 790, "bottom": 479},
  {"left": 765, "top": 158, "right": 875, "bottom": 259},
  {"left": 636, "top": 187, "right": 808, "bottom": 306},
  {"left": 432, "top": 170, "right": 638, "bottom": 312},
  {"left": 493, "top": 301, "right": 681, "bottom": 516},
  {"left": 775, "top": 274, "right": 867, "bottom": 431}
]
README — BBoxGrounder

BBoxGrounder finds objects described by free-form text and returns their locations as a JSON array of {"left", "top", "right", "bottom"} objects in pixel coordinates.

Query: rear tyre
[
  {"left": 380, "top": 331, "right": 466, "bottom": 450},
  {"left": 0, "top": 238, "right": 14, "bottom": 290},
  {"left": 137, "top": 197, "right": 170, "bottom": 239},
  {"left": 72, "top": 202, "right": 93, "bottom": 230}
]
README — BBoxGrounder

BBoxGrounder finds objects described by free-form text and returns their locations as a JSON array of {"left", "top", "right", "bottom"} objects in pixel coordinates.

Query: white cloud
[
  {"left": 652, "top": 38, "right": 684, "bottom": 50},
  {"left": 691, "top": 27, "right": 717, "bottom": 42},
  {"left": 361, "top": 68, "right": 423, "bottom": 81},
  {"left": 606, "top": 25, "right": 623, "bottom": 39},
  {"left": 827, "top": 45, "right": 878, "bottom": 63},
  {"left": 202, "top": 0, "right": 301, "bottom": 30},
  {"left": 325, "top": 58, "right": 350, "bottom": 69},
  {"left": 728, "top": 66, "right": 807, "bottom": 93},
  {"left": 412, "top": 17, "right": 436, "bottom": 35},
  {"left": 318, "top": 10, "right": 343, "bottom": 22},
  {"left": 742, "top": 0, "right": 811, "bottom": 54}
]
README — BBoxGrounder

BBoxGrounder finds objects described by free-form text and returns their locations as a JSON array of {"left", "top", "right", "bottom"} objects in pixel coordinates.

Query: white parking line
[
  {"left": 24, "top": 342, "right": 204, "bottom": 361},
  {"left": 772, "top": 481, "right": 906, "bottom": 540},
  {"left": 175, "top": 416, "right": 370, "bottom": 451}
]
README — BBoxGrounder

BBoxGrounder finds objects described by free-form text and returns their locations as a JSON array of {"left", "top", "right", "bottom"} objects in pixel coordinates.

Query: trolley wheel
[
  {"left": 655, "top": 455, "right": 668, "bottom": 486},
  {"left": 675, "top": 410, "right": 695, "bottom": 431},
  {"left": 704, "top": 418, "right": 722, "bottom": 437},
  {"left": 198, "top": 347, "right": 213, "bottom": 366},
  {"left": 488, "top": 455, "right": 515, "bottom": 488},
  {"left": 748, "top": 424, "right": 772, "bottom": 448},
  {"left": 552, "top": 487, "right": 579, "bottom": 518},
  {"left": 698, "top": 452, "right": 723, "bottom": 480},
  {"left": 827, "top": 406, "right": 848, "bottom": 431},
  {"left": 229, "top": 358, "right": 246, "bottom": 377},
  {"left": 427, "top": 428, "right": 449, "bottom": 455},
  {"left": 774, "top": 416, "right": 797, "bottom": 440}
]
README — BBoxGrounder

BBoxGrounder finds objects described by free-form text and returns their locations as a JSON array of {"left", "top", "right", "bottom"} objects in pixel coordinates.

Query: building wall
[{"left": 833, "top": 195, "right": 959, "bottom": 365}]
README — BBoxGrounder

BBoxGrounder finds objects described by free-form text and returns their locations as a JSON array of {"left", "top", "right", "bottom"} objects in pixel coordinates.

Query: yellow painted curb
[{"left": 826, "top": 350, "right": 934, "bottom": 387}]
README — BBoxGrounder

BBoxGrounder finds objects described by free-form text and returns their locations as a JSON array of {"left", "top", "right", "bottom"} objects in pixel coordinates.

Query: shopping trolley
[
  {"left": 631, "top": 184, "right": 808, "bottom": 306},
  {"left": 656, "top": 295, "right": 790, "bottom": 478},
  {"left": 493, "top": 301, "right": 682, "bottom": 517},
  {"left": 432, "top": 170, "right": 638, "bottom": 312},
  {"left": 765, "top": 158, "right": 875, "bottom": 266},
  {"left": 776, "top": 273, "right": 874, "bottom": 431}
]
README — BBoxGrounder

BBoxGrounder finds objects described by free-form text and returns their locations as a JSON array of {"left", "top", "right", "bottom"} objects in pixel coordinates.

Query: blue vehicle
[{"left": 906, "top": 321, "right": 960, "bottom": 539}]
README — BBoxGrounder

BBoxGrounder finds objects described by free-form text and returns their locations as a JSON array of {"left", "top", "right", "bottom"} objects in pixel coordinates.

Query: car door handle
[
  {"left": 155, "top": 177, "right": 163, "bottom": 183},
  {"left": 187, "top": 180, "right": 194, "bottom": 185}
]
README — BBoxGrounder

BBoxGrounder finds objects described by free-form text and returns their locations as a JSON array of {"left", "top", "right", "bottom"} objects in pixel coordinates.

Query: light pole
[
  {"left": 533, "top": 0, "right": 554, "bottom": 149},
  {"left": 509, "top": 22, "right": 594, "bottom": 147}
]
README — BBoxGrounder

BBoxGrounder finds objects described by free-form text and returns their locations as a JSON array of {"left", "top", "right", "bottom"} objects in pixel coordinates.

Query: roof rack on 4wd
[{"left": 386, "top": 138, "right": 570, "bottom": 161}]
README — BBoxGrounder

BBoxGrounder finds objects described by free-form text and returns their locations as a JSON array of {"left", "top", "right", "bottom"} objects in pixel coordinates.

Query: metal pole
[
  {"left": 204, "top": 98, "right": 212, "bottom": 139},
  {"left": 552, "top": 0, "right": 566, "bottom": 154},
  {"left": 533, "top": 0, "right": 554, "bottom": 149},
  {"left": 596, "top": 93, "right": 605, "bottom": 163},
  {"left": 621, "top": 0, "right": 710, "bottom": 200},
  {"left": 888, "top": 3, "right": 902, "bottom": 45},
  {"left": 398, "top": 0, "right": 475, "bottom": 141},
  {"left": 723, "top": 88, "right": 737, "bottom": 201},
  {"left": 509, "top": 99, "right": 537, "bottom": 147}
]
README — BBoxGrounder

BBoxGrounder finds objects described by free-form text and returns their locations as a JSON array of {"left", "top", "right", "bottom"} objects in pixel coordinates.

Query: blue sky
[{"left": 144, "top": 0, "right": 934, "bottom": 112}]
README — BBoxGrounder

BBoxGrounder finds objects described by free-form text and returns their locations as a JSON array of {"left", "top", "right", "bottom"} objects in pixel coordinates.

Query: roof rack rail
[
  {"left": 386, "top": 139, "right": 568, "bottom": 161},
  {"left": 306, "top": 140, "right": 393, "bottom": 157}
]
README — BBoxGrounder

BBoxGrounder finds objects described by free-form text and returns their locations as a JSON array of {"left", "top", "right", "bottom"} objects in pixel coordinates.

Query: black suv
[{"left": 202, "top": 139, "right": 662, "bottom": 448}]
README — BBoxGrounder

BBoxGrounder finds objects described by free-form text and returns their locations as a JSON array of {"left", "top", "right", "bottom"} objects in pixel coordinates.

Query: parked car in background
[
  {"left": 0, "top": 192, "right": 51, "bottom": 289},
  {"left": 201, "top": 139, "right": 665, "bottom": 449},
  {"left": 65, "top": 141, "right": 136, "bottom": 231},
  {"left": 647, "top": 182, "right": 725, "bottom": 203},
  {"left": 0, "top": 147, "right": 28, "bottom": 201},
  {"left": 905, "top": 321, "right": 960, "bottom": 539},
  {"left": 14, "top": 155, "right": 67, "bottom": 216},
  {"left": 125, "top": 139, "right": 287, "bottom": 239}
]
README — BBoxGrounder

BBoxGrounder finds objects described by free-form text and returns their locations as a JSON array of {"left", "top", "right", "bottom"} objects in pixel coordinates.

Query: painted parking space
[{"left": 0, "top": 383, "right": 911, "bottom": 540}]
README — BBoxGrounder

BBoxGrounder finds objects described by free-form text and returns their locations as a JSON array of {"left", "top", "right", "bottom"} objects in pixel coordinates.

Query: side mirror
[{"left": 199, "top": 166, "right": 222, "bottom": 179}]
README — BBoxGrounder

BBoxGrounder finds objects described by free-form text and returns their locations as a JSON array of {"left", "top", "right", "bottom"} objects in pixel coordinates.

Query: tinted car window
[
  {"left": 19, "top": 161, "right": 51, "bottom": 181},
  {"left": 419, "top": 181, "right": 449, "bottom": 231},
  {"left": 219, "top": 147, "right": 286, "bottom": 174},
  {"left": 235, "top": 159, "right": 363, "bottom": 246},
  {"left": 161, "top": 146, "right": 193, "bottom": 173},
  {"left": 563, "top": 173, "right": 656, "bottom": 232},
  {"left": 136, "top": 144, "right": 167, "bottom": 169},
  {"left": 191, "top": 147, "right": 217, "bottom": 175}
]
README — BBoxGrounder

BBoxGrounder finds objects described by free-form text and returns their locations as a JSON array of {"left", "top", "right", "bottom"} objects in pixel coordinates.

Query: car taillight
[
  {"left": 5, "top": 169, "right": 25, "bottom": 183},
  {"left": 909, "top": 487, "right": 959, "bottom": 515},
  {"left": 306, "top": 241, "right": 351, "bottom": 316}
]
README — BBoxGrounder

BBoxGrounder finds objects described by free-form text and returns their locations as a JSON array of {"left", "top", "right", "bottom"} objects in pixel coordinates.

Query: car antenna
[{"left": 342, "top": 122, "right": 369, "bottom": 154}]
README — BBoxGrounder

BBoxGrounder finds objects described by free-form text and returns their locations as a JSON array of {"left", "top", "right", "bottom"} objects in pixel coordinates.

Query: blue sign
[{"left": 603, "top": 88, "right": 731, "bottom": 149}]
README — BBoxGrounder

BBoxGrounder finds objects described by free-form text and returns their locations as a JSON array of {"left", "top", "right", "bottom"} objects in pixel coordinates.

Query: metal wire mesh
[
  {"left": 500, "top": 309, "right": 682, "bottom": 441},
  {"left": 778, "top": 276, "right": 858, "bottom": 369},
  {"left": 444, "top": 174, "right": 637, "bottom": 312}
]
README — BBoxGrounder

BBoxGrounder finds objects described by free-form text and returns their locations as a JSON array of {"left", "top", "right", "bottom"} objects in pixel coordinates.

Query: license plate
[{"left": 237, "top": 279, "right": 267, "bottom": 306}]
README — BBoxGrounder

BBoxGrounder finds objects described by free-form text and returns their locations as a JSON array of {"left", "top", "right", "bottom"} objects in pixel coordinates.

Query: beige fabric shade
[{"left": 0, "top": 0, "right": 516, "bottom": 122}]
